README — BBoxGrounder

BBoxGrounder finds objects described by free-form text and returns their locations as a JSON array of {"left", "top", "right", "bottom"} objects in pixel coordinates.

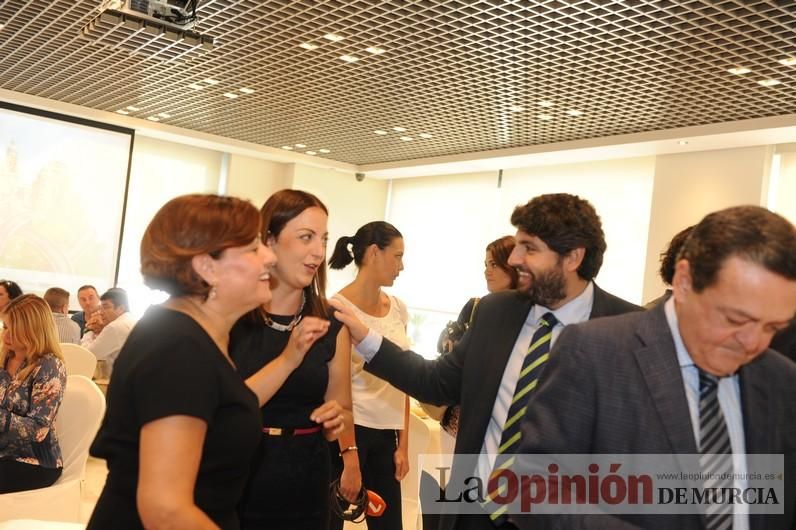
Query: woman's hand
[
  {"left": 394, "top": 445, "right": 409, "bottom": 481},
  {"left": 311, "top": 400, "right": 345, "bottom": 440},
  {"left": 327, "top": 299, "right": 369, "bottom": 344},
  {"left": 282, "top": 317, "right": 330, "bottom": 369},
  {"left": 339, "top": 458, "right": 362, "bottom": 503}
]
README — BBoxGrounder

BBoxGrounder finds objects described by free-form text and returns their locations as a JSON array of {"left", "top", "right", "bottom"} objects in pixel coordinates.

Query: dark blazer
[
  {"left": 514, "top": 303, "right": 796, "bottom": 530},
  {"left": 365, "top": 284, "right": 640, "bottom": 530},
  {"left": 770, "top": 321, "right": 796, "bottom": 364}
]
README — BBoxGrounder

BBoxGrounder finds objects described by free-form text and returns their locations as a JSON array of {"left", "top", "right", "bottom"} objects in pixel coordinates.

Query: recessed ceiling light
[
  {"left": 299, "top": 42, "right": 319, "bottom": 50},
  {"left": 158, "top": 112, "right": 171, "bottom": 118},
  {"left": 778, "top": 58, "right": 796, "bottom": 66},
  {"left": 339, "top": 55, "right": 359, "bottom": 63},
  {"left": 399, "top": 136, "right": 413, "bottom": 141},
  {"left": 319, "top": 148, "right": 331, "bottom": 153},
  {"left": 203, "top": 79, "right": 220, "bottom": 85},
  {"left": 126, "top": 105, "right": 140, "bottom": 111},
  {"left": 281, "top": 146, "right": 293, "bottom": 150},
  {"left": 419, "top": 133, "right": 433, "bottom": 139},
  {"left": 323, "top": 33, "right": 345, "bottom": 42},
  {"left": 306, "top": 150, "right": 317, "bottom": 155},
  {"left": 188, "top": 83, "right": 203, "bottom": 90},
  {"left": 392, "top": 126, "right": 406, "bottom": 132},
  {"left": 365, "top": 46, "right": 385, "bottom": 55},
  {"left": 566, "top": 109, "right": 584, "bottom": 117},
  {"left": 374, "top": 130, "right": 388, "bottom": 135},
  {"left": 727, "top": 66, "right": 752, "bottom": 75},
  {"left": 115, "top": 109, "right": 129, "bottom": 115},
  {"left": 537, "top": 100, "right": 554, "bottom": 108},
  {"left": 537, "top": 114, "right": 554, "bottom": 121},
  {"left": 295, "top": 143, "right": 306, "bottom": 148},
  {"left": 239, "top": 87, "right": 255, "bottom": 94},
  {"left": 146, "top": 116, "right": 160, "bottom": 122},
  {"left": 757, "top": 79, "right": 781, "bottom": 87},
  {"left": 223, "top": 92, "right": 239, "bottom": 98},
  {"left": 678, "top": 140, "right": 689, "bottom": 145},
  {"left": 509, "top": 105, "right": 525, "bottom": 112}
]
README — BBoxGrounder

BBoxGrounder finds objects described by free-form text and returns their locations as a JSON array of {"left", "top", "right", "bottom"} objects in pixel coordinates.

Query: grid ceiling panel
[{"left": 1, "top": 0, "right": 795, "bottom": 165}]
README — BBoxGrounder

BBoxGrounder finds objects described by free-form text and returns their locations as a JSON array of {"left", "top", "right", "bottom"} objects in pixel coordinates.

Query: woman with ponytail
[{"left": 328, "top": 221, "right": 410, "bottom": 530}]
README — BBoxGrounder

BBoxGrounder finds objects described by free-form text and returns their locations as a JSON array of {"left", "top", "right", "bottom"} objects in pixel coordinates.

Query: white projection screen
[{"left": 0, "top": 102, "right": 133, "bottom": 307}]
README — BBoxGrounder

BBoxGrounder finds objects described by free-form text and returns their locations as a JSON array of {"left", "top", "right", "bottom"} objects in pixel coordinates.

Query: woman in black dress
[
  {"left": 88, "top": 194, "right": 343, "bottom": 530},
  {"left": 231, "top": 189, "right": 357, "bottom": 530}
]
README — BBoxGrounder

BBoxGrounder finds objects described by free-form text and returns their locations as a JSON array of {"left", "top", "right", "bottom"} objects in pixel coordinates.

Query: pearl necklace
[{"left": 263, "top": 292, "right": 305, "bottom": 332}]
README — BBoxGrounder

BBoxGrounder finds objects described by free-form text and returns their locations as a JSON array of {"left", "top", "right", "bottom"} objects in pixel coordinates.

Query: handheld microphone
[
  {"left": 365, "top": 489, "right": 386, "bottom": 517},
  {"left": 330, "top": 480, "right": 387, "bottom": 522}
]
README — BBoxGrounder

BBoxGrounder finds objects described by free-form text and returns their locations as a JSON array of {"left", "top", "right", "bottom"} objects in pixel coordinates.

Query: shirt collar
[
  {"left": 664, "top": 296, "right": 696, "bottom": 368},
  {"left": 531, "top": 281, "right": 594, "bottom": 327}
]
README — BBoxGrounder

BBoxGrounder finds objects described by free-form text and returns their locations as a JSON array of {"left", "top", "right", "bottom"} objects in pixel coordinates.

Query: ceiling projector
[
  {"left": 100, "top": 0, "right": 198, "bottom": 30},
  {"left": 82, "top": 0, "right": 213, "bottom": 59}
]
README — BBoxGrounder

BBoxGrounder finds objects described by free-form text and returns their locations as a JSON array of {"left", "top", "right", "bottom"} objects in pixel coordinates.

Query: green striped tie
[{"left": 486, "top": 312, "right": 557, "bottom": 526}]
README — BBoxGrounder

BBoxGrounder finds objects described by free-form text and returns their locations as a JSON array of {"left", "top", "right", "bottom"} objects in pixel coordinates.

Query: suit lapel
[
  {"left": 739, "top": 360, "right": 771, "bottom": 454},
  {"left": 632, "top": 306, "right": 699, "bottom": 453},
  {"left": 589, "top": 283, "right": 611, "bottom": 318},
  {"left": 464, "top": 294, "right": 533, "bottom": 453}
]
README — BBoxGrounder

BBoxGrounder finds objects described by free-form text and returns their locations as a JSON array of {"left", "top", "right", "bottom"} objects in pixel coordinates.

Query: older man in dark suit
[
  {"left": 514, "top": 205, "right": 796, "bottom": 530},
  {"left": 332, "top": 193, "right": 640, "bottom": 530}
]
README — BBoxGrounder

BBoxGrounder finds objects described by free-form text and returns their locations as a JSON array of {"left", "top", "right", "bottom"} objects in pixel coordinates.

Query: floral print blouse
[{"left": 0, "top": 354, "right": 67, "bottom": 468}]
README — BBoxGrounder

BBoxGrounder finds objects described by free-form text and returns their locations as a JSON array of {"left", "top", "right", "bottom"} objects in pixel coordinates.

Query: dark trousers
[
  {"left": 0, "top": 458, "right": 62, "bottom": 493},
  {"left": 329, "top": 425, "right": 403, "bottom": 530}
]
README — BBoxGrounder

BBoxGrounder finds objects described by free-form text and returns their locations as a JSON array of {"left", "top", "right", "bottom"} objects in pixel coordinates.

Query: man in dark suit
[
  {"left": 770, "top": 321, "right": 796, "bottom": 363},
  {"left": 514, "top": 205, "right": 796, "bottom": 530},
  {"left": 332, "top": 193, "right": 640, "bottom": 530}
]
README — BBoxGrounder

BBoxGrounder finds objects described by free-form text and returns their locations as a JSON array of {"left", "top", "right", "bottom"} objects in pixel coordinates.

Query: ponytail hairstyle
[
  {"left": 261, "top": 189, "right": 330, "bottom": 318},
  {"left": 329, "top": 221, "right": 403, "bottom": 270}
]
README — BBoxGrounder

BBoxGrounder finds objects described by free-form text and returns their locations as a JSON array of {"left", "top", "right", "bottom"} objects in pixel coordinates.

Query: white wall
[
  {"left": 388, "top": 158, "right": 657, "bottom": 314},
  {"left": 117, "top": 135, "right": 223, "bottom": 315},
  {"left": 289, "top": 164, "right": 390, "bottom": 295},
  {"left": 642, "top": 146, "right": 771, "bottom": 303},
  {"left": 225, "top": 153, "right": 290, "bottom": 207},
  {"left": 770, "top": 144, "right": 796, "bottom": 225}
]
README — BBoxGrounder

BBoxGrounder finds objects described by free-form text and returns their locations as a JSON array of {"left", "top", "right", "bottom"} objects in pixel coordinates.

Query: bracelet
[{"left": 339, "top": 445, "right": 358, "bottom": 456}]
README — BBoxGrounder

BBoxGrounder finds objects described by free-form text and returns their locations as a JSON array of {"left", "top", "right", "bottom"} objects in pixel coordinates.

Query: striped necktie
[
  {"left": 698, "top": 369, "right": 733, "bottom": 530},
  {"left": 487, "top": 312, "right": 558, "bottom": 526}
]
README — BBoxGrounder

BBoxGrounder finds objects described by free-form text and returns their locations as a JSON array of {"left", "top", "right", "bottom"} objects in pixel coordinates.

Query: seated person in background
[
  {"left": 0, "top": 279, "right": 23, "bottom": 318},
  {"left": 71, "top": 284, "right": 101, "bottom": 337},
  {"left": 644, "top": 225, "right": 694, "bottom": 308},
  {"left": 0, "top": 294, "right": 67, "bottom": 493},
  {"left": 81, "top": 288, "right": 136, "bottom": 376},
  {"left": 44, "top": 287, "right": 81, "bottom": 344}
]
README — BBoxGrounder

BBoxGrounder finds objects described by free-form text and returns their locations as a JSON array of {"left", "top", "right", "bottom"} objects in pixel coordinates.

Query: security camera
[{"left": 355, "top": 172, "right": 365, "bottom": 182}]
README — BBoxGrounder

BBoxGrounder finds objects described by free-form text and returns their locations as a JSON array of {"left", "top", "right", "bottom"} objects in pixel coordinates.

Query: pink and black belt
[{"left": 262, "top": 426, "right": 322, "bottom": 436}]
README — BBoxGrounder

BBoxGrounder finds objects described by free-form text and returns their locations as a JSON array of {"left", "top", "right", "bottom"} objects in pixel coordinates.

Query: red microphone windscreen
[{"left": 366, "top": 489, "right": 387, "bottom": 517}]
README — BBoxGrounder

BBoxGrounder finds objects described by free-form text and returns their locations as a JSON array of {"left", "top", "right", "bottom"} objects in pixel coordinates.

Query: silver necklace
[{"left": 263, "top": 292, "right": 305, "bottom": 332}]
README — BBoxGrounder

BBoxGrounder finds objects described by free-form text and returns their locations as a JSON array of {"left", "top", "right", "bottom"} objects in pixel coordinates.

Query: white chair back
[
  {"left": 0, "top": 374, "right": 106, "bottom": 522},
  {"left": 59, "top": 343, "right": 97, "bottom": 379},
  {"left": 56, "top": 375, "right": 106, "bottom": 482}
]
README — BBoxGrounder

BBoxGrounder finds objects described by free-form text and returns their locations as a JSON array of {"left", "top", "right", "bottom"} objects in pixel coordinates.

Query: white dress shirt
[
  {"left": 663, "top": 297, "right": 748, "bottom": 530},
  {"left": 81, "top": 311, "right": 137, "bottom": 375}
]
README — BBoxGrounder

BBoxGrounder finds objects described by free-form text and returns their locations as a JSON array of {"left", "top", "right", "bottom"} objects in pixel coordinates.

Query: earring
[{"left": 209, "top": 285, "right": 218, "bottom": 300}]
